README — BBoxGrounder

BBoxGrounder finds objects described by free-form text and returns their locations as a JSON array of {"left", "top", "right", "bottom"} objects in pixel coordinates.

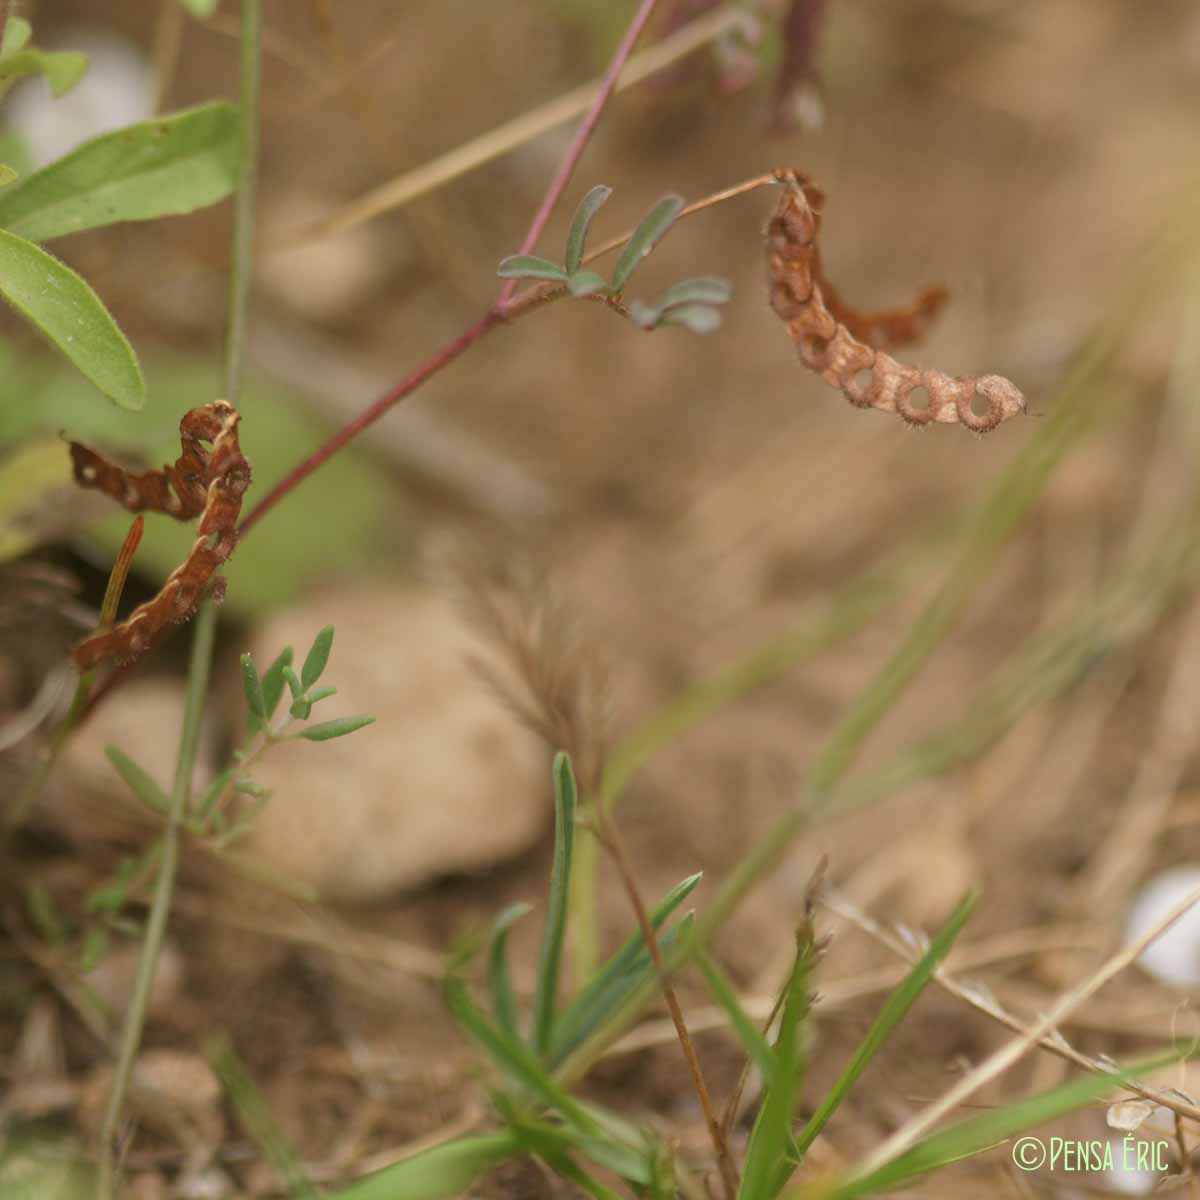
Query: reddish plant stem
[
  {"left": 238, "top": 311, "right": 500, "bottom": 535},
  {"left": 496, "top": 0, "right": 663, "bottom": 310}
]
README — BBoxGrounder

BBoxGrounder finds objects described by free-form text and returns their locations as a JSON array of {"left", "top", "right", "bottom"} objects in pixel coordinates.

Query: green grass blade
[
  {"left": 207, "top": 1033, "right": 321, "bottom": 1200},
  {"left": 564, "top": 184, "right": 611, "bottom": 274},
  {"left": 488, "top": 901, "right": 533, "bottom": 1038},
  {"left": 0, "top": 229, "right": 143, "bottom": 409},
  {"left": 532, "top": 752, "right": 576, "bottom": 1057},
  {"left": 549, "top": 872, "right": 702, "bottom": 1067},
  {"left": 327, "top": 1132, "right": 520, "bottom": 1200},
  {"left": 445, "top": 975, "right": 597, "bottom": 1135},
  {"left": 740, "top": 928, "right": 819, "bottom": 1200},
  {"left": 827, "top": 1048, "right": 1192, "bottom": 1199},
  {"left": 696, "top": 950, "right": 773, "bottom": 1080},
  {"left": 0, "top": 101, "right": 239, "bottom": 243},
  {"left": 793, "top": 892, "right": 978, "bottom": 1163}
]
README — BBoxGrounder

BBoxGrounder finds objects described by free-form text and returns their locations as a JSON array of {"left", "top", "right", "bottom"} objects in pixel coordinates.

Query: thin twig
[{"left": 598, "top": 816, "right": 740, "bottom": 1200}]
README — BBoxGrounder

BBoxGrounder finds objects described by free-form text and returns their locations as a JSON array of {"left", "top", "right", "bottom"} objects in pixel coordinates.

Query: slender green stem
[
  {"left": 97, "top": 6, "right": 262, "bottom": 1193},
  {"left": 96, "top": 599, "right": 218, "bottom": 1199},
  {"left": 224, "top": 0, "right": 261, "bottom": 407}
]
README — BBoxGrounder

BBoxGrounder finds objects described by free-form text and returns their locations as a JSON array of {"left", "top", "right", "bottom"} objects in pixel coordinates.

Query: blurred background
[{"left": 4, "top": 1, "right": 1200, "bottom": 1195}]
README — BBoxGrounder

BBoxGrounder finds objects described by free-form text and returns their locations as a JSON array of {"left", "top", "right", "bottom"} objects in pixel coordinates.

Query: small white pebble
[{"left": 1125, "top": 866, "right": 1200, "bottom": 988}]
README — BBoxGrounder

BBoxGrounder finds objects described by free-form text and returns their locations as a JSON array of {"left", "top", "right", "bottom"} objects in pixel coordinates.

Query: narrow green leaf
[
  {"left": 0, "top": 46, "right": 87, "bottom": 98},
  {"left": 104, "top": 745, "right": 169, "bottom": 814},
  {"left": 444, "top": 975, "right": 597, "bottom": 1133},
  {"left": 496, "top": 254, "right": 568, "bottom": 282},
  {"left": 259, "top": 646, "right": 293, "bottom": 724},
  {"left": 567, "top": 269, "right": 608, "bottom": 298},
  {"left": 326, "top": 1132, "right": 520, "bottom": 1200},
  {"left": 488, "top": 901, "right": 533, "bottom": 1038},
  {"left": 306, "top": 684, "right": 337, "bottom": 706},
  {"left": 208, "top": 1033, "right": 321, "bottom": 1200},
  {"left": 794, "top": 891, "right": 978, "bottom": 1162},
  {"left": 740, "top": 931, "right": 817, "bottom": 1200},
  {"left": 661, "top": 304, "right": 722, "bottom": 335},
  {"left": 830, "top": 1047, "right": 1193, "bottom": 1199},
  {"left": 300, "top": 624, "right": 334, "bottom": 690},
  {"left": 657, "top": 276, "right": 733, "bottom": 309},
  {"left": 240, "top": 653, "right": 266, "bottom": 726},
  {"left": 298, "top": 714, "right": 376, "bottom": 741},
  {"left": 0, "top": 229, "right": 144, "bottom": 408},
  {"left": 696, "top": 950, "right": 773, "bottom": 1080},
  {"left": 80, "top": 926, "right": 110, "bottom": 973},
  {"left": 532, "top": 752, "right": 577, "bottom": 1057},
  {"left": 564, "top": 184, "right": 611, "bottom": 274},
  {"left": 289, "top": 696, "right": 312, "bottom": 720},
  {"left": 549, "top": 872, "right": 702, "bottom": 1066},
  {"left": 25, "top": 881, "right": 68, "bottom": 945},
  {"left": 609, "top": 194, "right": 683, "bottom": 292},
  {"left": 85, "top": 852, "right": 152, "bottom": 915},
  {"left": 282, "top": 666, "right": 303, "bottom": 700},
  {"left": 234, "top": 779, "right": 268, "bottom": 798},
  {"left": 0, "top": 101, "right": 239, "bottom": 243}
]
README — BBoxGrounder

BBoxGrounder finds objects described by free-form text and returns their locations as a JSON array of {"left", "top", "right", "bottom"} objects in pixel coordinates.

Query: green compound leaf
[
  {"left": 104, "top": 746, "right": 169, "bottom": 815},
  {"left": 0, "top": 101, "right": 239, "bottom": 243},
  {"left": 496, "top": 254, "right": 568, "bottom": 282},
  {"left": 298, "top": 715, "right": 376, "bottom": 742},
  {"left": 300, "top": 624, "right": 334, "bottom": 690},
  {"left": 564, "top": 184, "right": 611, "bottom": 274},
  {"left": 0, "top": 229, "right": 144, "bottom": 408},
  {"left": 609, "top": 195, "right": 683, "bottom": 293}
]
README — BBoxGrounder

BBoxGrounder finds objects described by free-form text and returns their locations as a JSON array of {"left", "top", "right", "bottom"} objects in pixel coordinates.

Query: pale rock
[
  {"left": 1125, "top": 866, "right": 1200, "bottom": 988},
  {"left": 239, "top": 584, "right": 550, "bottom": 902}
]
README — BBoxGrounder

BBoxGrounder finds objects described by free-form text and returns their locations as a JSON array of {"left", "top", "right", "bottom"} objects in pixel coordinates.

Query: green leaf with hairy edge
[
  {"left": 740, "top": 931, "right": 816, "bottom": 1200},
  {"left": 0, "top": 229, "right": 143, "bottom": 408},
  {"left": 259, "top": 646, "right": 293, "bottom": 724},
  {"left": 829, "top": 1047, "right": 1194, "bottom": 1199},
  {"left": 240, "top": 653, "right": 266, "bottom": 727},
  {"left": 444, "top": 974, "right": 598, "bottom": 1134},
  {"left": 609, "top": 195, "right": 683, "bottom": 292},
  {"left": 326, "top": 1132, "right": 520, "bottom": 1200},
  {"left": 657, "top": 276, "right": 733, "bottom": 310},
  {"left": 793, "top": 891, "right": 978, "bottom": 1165},
  {"left": 533, "top": 752, "right": 577, "bottom": 1057},
  {"left": 0, "top": 46, "right": 87, "bottom": 99},
  {"left": 0, "top": 101, "right": 239, "bottom": 243},
  {"left": 104, "top": 746, "right": 169, "bottom": 815},
  {"left": 548, "top": 872, "right": 702, "bottom": 1066},
  {"left": 300, "top": 624, "right": 334, "bottom": 690},
  {"left": 567, "top": 269, "right": 608, "bottom": 298},
  {"left": 488, "top": 901, "right": 532, "bottom": 1038},
  {"left": 496, "top": 254, "right": 567, "bottom": 282},
  {"left": 661, "top": 304, "right": 722, "bottom": 335},
  {"left": 180, "top": 0, "right": 220, "bottom": 17},
  {"left": 564, "top": 184, "right": 611, "bottom": 274},
  {"left": 298, "top": 714, "right": 375, "bottom": 742},
  {"left": 696, "top": 949, "right": 773, "bottom": 1080}
]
